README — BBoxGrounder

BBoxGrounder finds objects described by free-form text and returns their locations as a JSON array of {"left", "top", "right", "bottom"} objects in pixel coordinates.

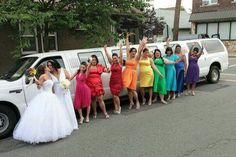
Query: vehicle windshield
[{"left": 0, "top": 57, "right": 38, "bottom": 81}]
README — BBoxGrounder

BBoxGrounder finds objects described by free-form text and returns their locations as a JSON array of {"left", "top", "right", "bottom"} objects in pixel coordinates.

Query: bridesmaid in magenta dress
[
  {"left": 104, "top": 44, "right": 123, "bottom": 114},
  {"left": 86, "top": 55, "right": 110, "bottom": 119},
  {"left": 71, "top": 62, "right": 91, "bottom": 124}
]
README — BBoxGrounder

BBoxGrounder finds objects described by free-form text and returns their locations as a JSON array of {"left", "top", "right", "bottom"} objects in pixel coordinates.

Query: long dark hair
[
  {"left": 47, "top": 60, "right": 61, "bottom": 71},
  {"left": 91, "top": 54, "right": 99, "bottom": 64},
  {"left": 77, "top": 61, "right": 87, "bottom": 74},
  {"left": 129, "top": 47, "right": 137, "bottom": 53},
  {"left": 165, "top": 47, "right": 173, "bottom": 55},
  {"left": 37, "top": 64, "right": 46, "bottom": 77},
  {"left": 153, "top": 49, "right": 164, "bottom": 62}
]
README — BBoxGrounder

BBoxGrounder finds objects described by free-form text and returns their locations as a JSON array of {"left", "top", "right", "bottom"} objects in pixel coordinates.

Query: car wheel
[
  {"left": 0, "top": 105, "right": 18, "bottom": 139},
  {"left": 207, "top": 66, "right": 220, "bottom": 84}
]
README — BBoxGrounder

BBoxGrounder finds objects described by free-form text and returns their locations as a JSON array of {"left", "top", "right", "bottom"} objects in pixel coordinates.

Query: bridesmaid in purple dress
[
  {"left": 71, "top": 62, "right": 91, "bottom": 124},
  {"left": 185, "top": 44, "right": 204, "bottom": 96}
]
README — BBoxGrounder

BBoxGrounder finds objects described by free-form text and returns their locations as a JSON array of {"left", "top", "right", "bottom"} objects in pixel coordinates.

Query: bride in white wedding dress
[
  {"left": 13, "top": 65, "right": 73, "bottom": 144},
  {"left": 47, "top": 60, "right": 78, "bottom": 130}
]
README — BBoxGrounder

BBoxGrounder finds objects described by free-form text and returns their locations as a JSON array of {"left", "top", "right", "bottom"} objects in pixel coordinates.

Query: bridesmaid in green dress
[{"left": 152, "top": 49, "right": 176, "bottom": 104}]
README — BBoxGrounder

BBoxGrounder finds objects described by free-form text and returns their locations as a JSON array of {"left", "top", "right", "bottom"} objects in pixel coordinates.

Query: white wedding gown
[
  {"left": 13, "top": 79, "right": 73, "bottom": 144},
  {"left": 51, "top": 68, "right": 78, "bottom": 130}
]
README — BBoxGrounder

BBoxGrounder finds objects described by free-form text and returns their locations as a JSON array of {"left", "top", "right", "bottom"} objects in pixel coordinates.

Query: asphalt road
[{"left": 0, "top": 57, "right": 236, "bottom": 157}]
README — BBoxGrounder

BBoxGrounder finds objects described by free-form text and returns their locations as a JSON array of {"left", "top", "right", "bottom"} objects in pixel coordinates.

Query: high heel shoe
[
  {"left": 85, "top": 117, "right": 90, "bottom": 123},
  {"left": 148, "top": 100, "right": 152, "bottom": 106},
  {"left": 152, "top": 98, "right": 157, "bottom": 103},
  {"left": 93, "top": 113, "right": 97, "bottom": 119},
  {"left": 142, "top": 98, "right": 146, "bottom": 105},
  {"left": 172, "top": 94, "right": 176, "bottom": 100},
  {"left": 79, "top": 117, "right": 84, "bottom": 124},
  {"left": 118, "top": 106, "right": 121, "bottom": 114},
  {"left": 136, "top": 102, "right": 140, "bottom": 110},
  {"left": 161, "top": 100, "right": 167, "bottom": 104},
  {"left": 104, "top": 113, "right": 109, "bottom": 119},
  {"left": 129, "top": 103, "right": 134, "bottom": 110}
]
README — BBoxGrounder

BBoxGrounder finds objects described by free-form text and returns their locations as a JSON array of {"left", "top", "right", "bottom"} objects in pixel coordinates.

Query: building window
[
  {"left": 207, "top": 23, "right": 218, "bottom": 37},
  {"left": 197, "top": 24, "right": 207, "bottom": 34},
  {"left": 231, "top": 22, "right": 236, "bottom": 40},
  {"left": 202, "top": 0, "right": 218, "bottom": 6},
  {"left": 219, "top": 22, "right": 230, "bottom": 40},
  {"left": 19, "top": 23, "right": 39, "bottom": 55},
  {"left": 41, "top": 32, "right": 58, "bottom": 52}
]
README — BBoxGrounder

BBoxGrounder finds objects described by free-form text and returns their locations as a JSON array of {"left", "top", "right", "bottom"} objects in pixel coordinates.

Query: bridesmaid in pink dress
[
  {"left": 71, "top": 62, "right": 91, "bottom": 124},
  {"left": 104, "top": 44, "right": 123, "bottom": 114},
  {"left": 86, "top": 55, "right": 110, "bottom": 119}
]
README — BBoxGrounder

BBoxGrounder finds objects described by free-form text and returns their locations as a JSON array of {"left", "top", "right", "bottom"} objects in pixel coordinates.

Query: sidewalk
[{"left": 229, "top": 52, "right": 236, "bottom": 57}]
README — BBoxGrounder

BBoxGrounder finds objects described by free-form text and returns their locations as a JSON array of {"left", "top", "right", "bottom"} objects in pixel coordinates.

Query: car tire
[
  {"left": 207, "top": 66, "right": 220, "bottom": 84},
  {"left": 0, "top": 105, "right": 18, "bottom": 139}
]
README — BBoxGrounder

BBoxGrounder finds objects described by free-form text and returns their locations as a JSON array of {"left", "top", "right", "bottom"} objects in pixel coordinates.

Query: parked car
[{"left": 0, "top": 38, "right": 228, "bottom": 139}]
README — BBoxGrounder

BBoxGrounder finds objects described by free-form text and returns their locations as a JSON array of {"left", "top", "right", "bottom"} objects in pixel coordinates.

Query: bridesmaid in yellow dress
[
  {"left": 139, "top": 48, "right": 163, "bottom": 106},
  {"left": 122, "top": 33, "right": 146, "bottom": 110}
]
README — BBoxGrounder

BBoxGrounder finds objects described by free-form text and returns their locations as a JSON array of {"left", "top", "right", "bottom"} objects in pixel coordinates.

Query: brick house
[{"left": 190, "top": 0, "right": 236, "bottom": 53}]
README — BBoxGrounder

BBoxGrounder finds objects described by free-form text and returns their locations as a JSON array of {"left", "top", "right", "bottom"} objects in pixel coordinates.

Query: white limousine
[{"left": 0, "top": 38, "right": 229, "bottom": 139}]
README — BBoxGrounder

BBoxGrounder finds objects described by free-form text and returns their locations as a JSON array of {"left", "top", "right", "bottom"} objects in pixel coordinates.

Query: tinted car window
[
  {"left": 200, "top": 40, "right": 225, "bottom": 53},
  {"left": 78, "top": 51, "right": 106, "bottom": 67}
]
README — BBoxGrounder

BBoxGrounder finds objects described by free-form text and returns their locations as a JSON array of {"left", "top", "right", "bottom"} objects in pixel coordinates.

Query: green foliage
[{"left": 0, "top": 0, "right": 145, "bottom": 55}]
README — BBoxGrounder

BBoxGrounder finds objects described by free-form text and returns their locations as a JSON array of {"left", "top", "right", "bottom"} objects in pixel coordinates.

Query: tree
[
  {"left": 0, "top": 0, "right": 145, "bottom": 57},
  {"left": 140, "top": 8, "right": 165, "bottom": 42},
  {"left": 173, "top": 0, "right": 182, "bottom": 41}
]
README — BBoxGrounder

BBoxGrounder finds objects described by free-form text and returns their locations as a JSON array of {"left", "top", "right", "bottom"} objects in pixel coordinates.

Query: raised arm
[
  {"left": 118, "top": 43, "right": 123, "bottom": 65},
  {"left": 196, "top": 45, "right": 204, "bottom": 58},
  {"left": 125, "top": 32, "right": 131, "bottom": 60},
  {"left": 70, "top": 71, "right": 77, "bottom": 81},
  {"left": 135, "top": 37, "right": 147, "bottom": 61},
  {"left": 150, "top": 59, "right": 163, "bottom": 77},
  {"left": 165, "top": 38, "right": 171, "bottom": 48},
  {"left": 104, "top": 45, "right": 113, "bottom": 65},
  {"left": 64, "top": 69, "right": 71, "bottom": 80}
]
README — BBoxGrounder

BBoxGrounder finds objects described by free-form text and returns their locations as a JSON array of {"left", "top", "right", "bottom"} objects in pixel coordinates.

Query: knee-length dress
[
  {"left": 74, "top": 73, "right": 91, "bottom": 109},
  {"left": 122, "top": 59, "right": 138, "bottom": 90},
  {"left": 110, "top": 63, "right": 122, "bottom": 96},
  {"left": 139, "top": 58, "right": 154, "bottom": 87},
  {"left": 185, "top": 54, "right": 199, "bottom": 84},
  {"left": 153, "top": 58, "right": 167, "bottom": 95},
  {"left": 175, "top": 55, "right": 185, "bottom": 93},
  {"left": 86, "top": 64, "right": 105, "bottom": 96},
  {"left": 163, "top": 54, "right": 178, "bottom": 91}
]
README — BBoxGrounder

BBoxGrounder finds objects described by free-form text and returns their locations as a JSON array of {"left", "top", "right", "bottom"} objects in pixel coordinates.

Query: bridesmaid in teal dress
[{"left": 163, "top": 47, "right": 178, "bottom": 100}]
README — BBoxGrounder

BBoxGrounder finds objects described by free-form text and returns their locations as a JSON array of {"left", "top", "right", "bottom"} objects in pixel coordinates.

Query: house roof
[
  {"left": 190, "top": 9, "right": 236, "bottom": 22},
  {"left": 155, "top": 8, "right": 191, "bottom": 29}
]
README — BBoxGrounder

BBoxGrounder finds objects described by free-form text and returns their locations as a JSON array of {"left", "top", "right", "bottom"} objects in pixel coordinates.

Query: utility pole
[{"left": 173, "top": 0, "right": 182, "bottom": 41}]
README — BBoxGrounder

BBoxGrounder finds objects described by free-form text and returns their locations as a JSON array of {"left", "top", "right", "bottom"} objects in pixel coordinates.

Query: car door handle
[{"left": 9, "top": 89, "right": 22, "bottom": 94}]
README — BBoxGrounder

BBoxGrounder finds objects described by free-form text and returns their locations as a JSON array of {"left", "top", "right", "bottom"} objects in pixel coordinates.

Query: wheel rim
[
  {"left": 211, "top": 69, "right": 219, "bottom": 82},
  {"left": 0, "top": 113, "right": 9, "bottom": 134}
]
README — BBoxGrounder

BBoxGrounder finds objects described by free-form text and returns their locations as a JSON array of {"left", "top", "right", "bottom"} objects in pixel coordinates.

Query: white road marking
[
  {"left": 221, "top": 73, "right": 236, "bottom": 76},
  {"left": 221, "top": 79, "right": 236, "bottom": 82},
  {"left": 229, "top": 64, "right": 236, "bottom": 68}
]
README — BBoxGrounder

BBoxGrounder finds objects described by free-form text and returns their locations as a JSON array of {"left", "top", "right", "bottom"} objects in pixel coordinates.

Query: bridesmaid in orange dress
[
  {"left": 122, "top": 32, "right": 146, "bottom": 110},
  {"left": 104, "top": 43, "right": 123, "bottom": 114},
  {"left": 86, "top": 55, "right": 110, "bottom": 119}
]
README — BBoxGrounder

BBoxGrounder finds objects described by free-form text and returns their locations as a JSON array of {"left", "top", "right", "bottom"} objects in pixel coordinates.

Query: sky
[{"left": 153, "top": 0, "right": 192, "bottom": 10}]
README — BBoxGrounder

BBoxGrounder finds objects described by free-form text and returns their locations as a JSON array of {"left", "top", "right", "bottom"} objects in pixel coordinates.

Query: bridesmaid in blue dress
[
  {"left": 175, "top": 44, "right": 188, "bottom": 97},
  {"left": 163, "top": 47, "right": 178, "bottom": 100}
]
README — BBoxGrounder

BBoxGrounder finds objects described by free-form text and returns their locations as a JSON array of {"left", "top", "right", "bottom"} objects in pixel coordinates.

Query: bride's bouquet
[
  {"left": 59, "top": 78, "right": 71, "bottom": 90},
  {"left": 26, "top": 68, "right": 37, "bottom": 87}
]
